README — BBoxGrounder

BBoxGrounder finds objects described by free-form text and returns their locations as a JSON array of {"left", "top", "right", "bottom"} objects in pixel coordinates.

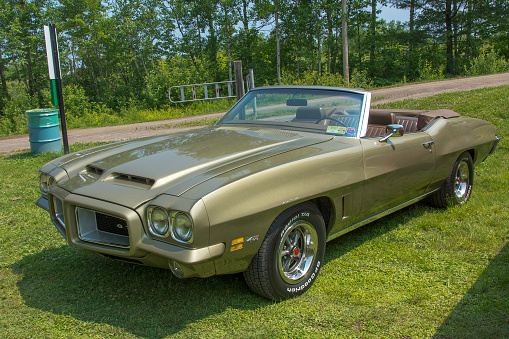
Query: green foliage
[
  {"left": 280, "top": 70, "right": 347, "bottom": 87},
  {"left": 0, "top": 89, "right": 43, "bottom": 136},
  {"left": 62, "top": 84, "right": 120, "bottom": 128},
  {"left": 465, "top": 46, "right": 509, "bottom": 77},
  {"left": 279, "top": 68, "right": 375, "bottom": 89},
  {"left": 144, "top": 57, "right": 213, "bottom": 108},
  {"left": 418, "top": 60, "right": 446, "bottom": 81},
  {"left": 350, "top": 68, "right": 374, "bottom": 89}
]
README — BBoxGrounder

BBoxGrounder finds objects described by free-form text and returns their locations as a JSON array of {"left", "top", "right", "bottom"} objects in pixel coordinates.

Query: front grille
[
  {"left": 76, "top": 207, "right": 129, "bottom": 248},
  {"left": 96, "top": 213, "right": 128, "bottom": 236}
]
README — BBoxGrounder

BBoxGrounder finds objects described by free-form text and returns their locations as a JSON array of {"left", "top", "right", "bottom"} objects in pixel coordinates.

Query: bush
[
  {"left": 280, "top": 70, "right": 346, "bottom": 87},
  {"left": 62, "top": 84, "right": 117, "bottom": 129},
  {"left": 418, "top": 60, "right": 446, "bottom": 81},
  {"left": 280, "top": 69, "right": 375, "bottom": 89},
  {"left": 350, "top": 69, "right": 374, "bottom": 89},
  {"left": 465, "top": 46, "right": 509, "bottom": 76},
  {"left": 0, "top": 89, "right": 42, "bottom": 136},
  {"left": 144, "top": 57, "right": 213, "bottom": 108}
]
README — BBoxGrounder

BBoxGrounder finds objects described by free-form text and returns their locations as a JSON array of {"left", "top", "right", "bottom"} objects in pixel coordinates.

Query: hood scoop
[
  {"left": 85, "top": 165, "right": 105, "bottom": 177},
  {"left": 103, "top": 173, "right": 155, "bottom": 190}
]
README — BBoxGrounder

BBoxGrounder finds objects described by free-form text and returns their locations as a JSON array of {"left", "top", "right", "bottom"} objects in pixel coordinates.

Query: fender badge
[{"left": 246, "top": 235, "right": 259, "bottom": 242}]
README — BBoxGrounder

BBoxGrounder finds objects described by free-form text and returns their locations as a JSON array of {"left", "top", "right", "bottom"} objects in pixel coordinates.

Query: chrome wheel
[
  {"left": 427, "top": 152, "right": 473, "bottom": 208},
  {"left": 243, "top": 202, "right": 325, "bottom": 300},
  {"left": 277, "top": 221, "right": 318, "bottom": 284},
  {"left": 454, "top": 160, "right": 470, "bottom": 202}
]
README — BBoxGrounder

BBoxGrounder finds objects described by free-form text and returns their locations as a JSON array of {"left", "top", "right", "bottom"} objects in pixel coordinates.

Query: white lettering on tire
[{"left": 286, "top": 260, "right": 321, "bottom": 293}]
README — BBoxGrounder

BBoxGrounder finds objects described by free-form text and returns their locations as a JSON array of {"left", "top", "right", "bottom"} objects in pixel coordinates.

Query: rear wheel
[
  {"left": 428, "top": 152, "right": 474, "bottom": 208},
  {"left": 243, "top": 202, "right": 326, "bottom": 300}
]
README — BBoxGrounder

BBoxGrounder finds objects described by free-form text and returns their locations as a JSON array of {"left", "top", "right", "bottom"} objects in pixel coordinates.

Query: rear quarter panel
[{"left": 426, "top": 117, "right": 497, "bottom": 190}]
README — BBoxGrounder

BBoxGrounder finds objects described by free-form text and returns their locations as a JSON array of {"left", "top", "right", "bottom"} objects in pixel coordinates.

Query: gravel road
[{"left": 2, "top": 72, "right": 508, "bottom": 154}]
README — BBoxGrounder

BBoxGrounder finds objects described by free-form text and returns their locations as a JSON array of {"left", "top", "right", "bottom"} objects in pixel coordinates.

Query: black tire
[
  {"left": 243, "top": 202, "right": 326, "bottom": 300},
  {"left": 428, "top": 152, "right": 474, "bottom": 208}
]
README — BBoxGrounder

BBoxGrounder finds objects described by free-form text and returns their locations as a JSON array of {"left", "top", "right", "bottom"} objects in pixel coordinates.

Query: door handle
[{"left": 422, "top": 141, "right": 435, "bottom": 152}]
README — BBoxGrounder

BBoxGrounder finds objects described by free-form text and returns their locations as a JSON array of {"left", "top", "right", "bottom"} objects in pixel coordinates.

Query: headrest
[
  {"left": 296, "top": 107, "right": 323, "bottom": 120},
  {"left": 368, "top": 111, "right": 396, "bottom": 125}
]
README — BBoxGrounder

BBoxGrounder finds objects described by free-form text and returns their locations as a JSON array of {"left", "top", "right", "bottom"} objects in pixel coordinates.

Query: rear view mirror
[{"left": 286, "top": 99, "right": 307, "bottom": 106}]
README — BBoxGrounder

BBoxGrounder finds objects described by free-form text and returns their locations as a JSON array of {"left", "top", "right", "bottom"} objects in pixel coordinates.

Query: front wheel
[
  {"left": 243, "top": 202, "right": 326, "bottom": 300},
  {"left": 428, "top": 152, "right": 474, "bottom": 208}
]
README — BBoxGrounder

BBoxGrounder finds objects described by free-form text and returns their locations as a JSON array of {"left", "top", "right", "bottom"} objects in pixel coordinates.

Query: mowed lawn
[{"left": 0, "top": 86, "right": 508, "bottom": 338}]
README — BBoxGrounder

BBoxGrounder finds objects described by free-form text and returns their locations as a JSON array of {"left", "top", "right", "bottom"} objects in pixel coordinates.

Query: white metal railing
[{"left": 168, "top": 81, "right": 236, "bottom": 103}]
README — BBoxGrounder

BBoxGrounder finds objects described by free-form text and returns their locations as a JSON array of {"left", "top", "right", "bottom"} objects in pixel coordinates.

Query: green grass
[{"left": 1, "top": 86, "right": 508, "bottom": 338}]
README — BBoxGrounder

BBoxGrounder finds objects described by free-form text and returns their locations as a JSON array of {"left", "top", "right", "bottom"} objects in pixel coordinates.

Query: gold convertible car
[{"left": 37, "top": 86, "right": 499, "bottom": 300}]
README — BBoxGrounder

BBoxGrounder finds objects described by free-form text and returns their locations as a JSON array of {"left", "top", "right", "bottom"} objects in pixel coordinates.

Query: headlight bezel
[
  {"left": 147, "top": 206, "right": 170, "bottom": 237},
  {"left": 147, "top": 206, "right": 195, "bottom": 244},
  {"left": 48, "top": 176, "right": 57, "bottom": 190},
  {"left": 39, "top": 172, "right": 58, "bottom": 195},
  {"left": 39, "top": 172, "right": 49, "bottom": 194},
  {"left": 170, "top": 211, "right": 194, "bottom": 244}
]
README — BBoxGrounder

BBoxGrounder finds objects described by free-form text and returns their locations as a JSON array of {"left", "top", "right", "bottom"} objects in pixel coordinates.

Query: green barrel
[{"left": 26, "top": 108, "right": 62, "bottom": 154}]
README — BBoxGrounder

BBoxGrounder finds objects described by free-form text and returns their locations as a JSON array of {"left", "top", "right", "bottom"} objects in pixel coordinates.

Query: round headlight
[
  {"left": 148, "top": 207, "right": 169, "bottom": 236},
  {"left": 39, "top": 172, "right": 49, "bottom": 194},
  {"left": 48, "top": 176, "right": 57, "bottom": 190},
  {"left": 171, "top": 212, "right": 194, "bottom": 243}
]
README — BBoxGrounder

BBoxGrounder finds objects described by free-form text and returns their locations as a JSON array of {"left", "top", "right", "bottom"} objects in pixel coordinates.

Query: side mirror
[{"left": 379, "top": 124, "right": 404, "bottom": 142}]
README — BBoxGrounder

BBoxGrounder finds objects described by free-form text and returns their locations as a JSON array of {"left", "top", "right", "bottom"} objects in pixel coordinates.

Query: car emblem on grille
[{"left": 116, "top": 223, "right": 125, "bottom": 229}]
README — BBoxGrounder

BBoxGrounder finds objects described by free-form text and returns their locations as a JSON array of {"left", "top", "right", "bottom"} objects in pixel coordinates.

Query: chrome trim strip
[
  {"left": 357, "top": 92, "right": 371, "bottom": 138},
  {"left": 327, "top": 188, "right": 440, "bottom": 242}
]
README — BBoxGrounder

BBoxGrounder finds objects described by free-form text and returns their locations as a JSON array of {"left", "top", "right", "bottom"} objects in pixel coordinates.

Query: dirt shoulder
[{"left": 2, "top": 73, "right": 508, "bottom": 154}]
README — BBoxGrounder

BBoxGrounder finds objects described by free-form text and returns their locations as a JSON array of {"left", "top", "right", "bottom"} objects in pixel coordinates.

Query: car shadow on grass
[
  {"left": 433, "top": 241, "right": 509, "bottom": 338},
  {"left": 10, "top": 202, "right": 428, "bottom": 338},
  {"left": 10, "top": 246, "right": 269, "bottom": 338},
  {"left": 323, "top": 202, "right": 430, "bottom": 262}
]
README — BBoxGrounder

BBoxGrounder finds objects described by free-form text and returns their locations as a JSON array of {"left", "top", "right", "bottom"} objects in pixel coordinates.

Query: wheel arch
[
  {"left": 309, "top": 196, "right": 335, "bottom": 236},
  {"left": 466, "top": 148, "right": 476, "bottom": 164}
]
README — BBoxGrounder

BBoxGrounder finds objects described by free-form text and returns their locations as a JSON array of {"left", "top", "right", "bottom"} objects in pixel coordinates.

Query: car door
[{"left": 358, "top": 131, "right": 435, "bottom": 219}]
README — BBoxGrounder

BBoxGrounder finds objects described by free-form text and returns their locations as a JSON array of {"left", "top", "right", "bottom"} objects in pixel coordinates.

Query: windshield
[{"left": 217, "top": 87, "right": 369, "bottom": 137}]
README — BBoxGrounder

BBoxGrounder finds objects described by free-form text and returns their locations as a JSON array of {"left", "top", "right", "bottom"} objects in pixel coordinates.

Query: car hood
[{"left": 55, "top": 126, "right": 333, "bottom": 208}]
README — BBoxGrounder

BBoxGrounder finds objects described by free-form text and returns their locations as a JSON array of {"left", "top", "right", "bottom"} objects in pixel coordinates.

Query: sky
[{"left": 379, "top": 5, "right": 410, "bottom": 23}]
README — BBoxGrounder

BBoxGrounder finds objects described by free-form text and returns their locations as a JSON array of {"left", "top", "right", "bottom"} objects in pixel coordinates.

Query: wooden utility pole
[
  {"left": 275, "top": 1, "right": 281, "bottom": 84},
  {"left": 234, "top": 60, "right": 245, "bottom": 100},
  {"left": 342, "top": 0, "right": 350, "bottom": 86}
]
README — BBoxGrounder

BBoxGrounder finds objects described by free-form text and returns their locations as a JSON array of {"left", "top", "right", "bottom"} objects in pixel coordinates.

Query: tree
[
  {"left": 342, "top": 0, "right": 349, "bottom": 84},
  {"left": 218, "top": 0, "right": 239, "bottom": 81}
]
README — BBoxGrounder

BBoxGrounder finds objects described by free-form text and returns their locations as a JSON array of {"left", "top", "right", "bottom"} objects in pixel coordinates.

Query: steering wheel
[{"left": 315, "top": 116, "right": 346, "bottom": 127}]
